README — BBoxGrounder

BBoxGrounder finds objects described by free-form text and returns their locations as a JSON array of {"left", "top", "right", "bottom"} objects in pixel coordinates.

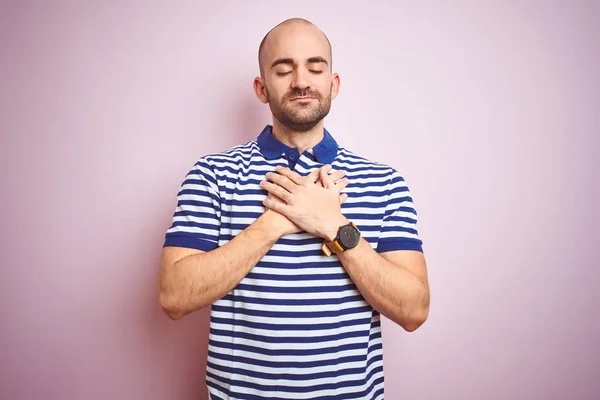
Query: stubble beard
[{"left": 267, "top": 86, "right": 333, "bottom": 132}]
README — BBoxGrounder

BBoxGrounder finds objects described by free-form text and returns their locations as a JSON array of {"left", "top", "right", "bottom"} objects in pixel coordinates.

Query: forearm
[
  {"left": 337, "top": 238, "right": 429, "bottom": 331},
  {"left": 161, "top": 213, "right": 281, "bottom": 317}
]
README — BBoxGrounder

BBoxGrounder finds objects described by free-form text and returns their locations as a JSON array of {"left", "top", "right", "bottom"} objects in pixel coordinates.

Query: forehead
[{"left": 263, "top": 23, "right": 331, "bottom": 64}]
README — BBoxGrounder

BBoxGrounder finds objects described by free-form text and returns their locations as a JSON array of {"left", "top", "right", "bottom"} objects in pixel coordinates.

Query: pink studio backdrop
[{"left": 1, "top": 1, "right": 598, "bottom": 399}]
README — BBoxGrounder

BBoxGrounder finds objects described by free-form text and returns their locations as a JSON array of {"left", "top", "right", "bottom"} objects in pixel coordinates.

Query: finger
[
  {"left": 319, "top": 166, "right": 335, "bottom": 189},
  {"left": 260, "top": 180, "right": 292, "bottom": 204},
  {"left": 339, "top": 193, "right": 349, "bottom": 204},
  {"left": 329, "top": 169, "right": 346, "bottom": 183},
  {"left": 267, "top": 192, "right": 286, "bottom": 204},
  {"left": 266, "top": 171, "right": 296, "bottom": 193},
  {"left": 335, "top": 177, "right": 349, "bottom": 192},
  {"left": 306, "top": 168, "right": 321, "bottom": 184},
  {"left": 263, "top": 197, "right": 287, "bottom": 213},
  {"left": 311, "top": 164, "right": 334, "bottom": 185},
  {"left": 275, "top": 165, "right": 304, "bottom": 185},
  {"left": 322, "top": 164, "right": 333, "bottom": 174}
]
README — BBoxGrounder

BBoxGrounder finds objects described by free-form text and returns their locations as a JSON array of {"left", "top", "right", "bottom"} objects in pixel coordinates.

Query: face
[{"left": 254, "top": 23, "right": 340, "bottom": 132}]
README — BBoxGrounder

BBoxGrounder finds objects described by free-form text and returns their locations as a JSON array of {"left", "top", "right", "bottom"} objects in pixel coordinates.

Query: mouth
[{"left": 290, "top": 96, "right": 315, "bottom": 101}]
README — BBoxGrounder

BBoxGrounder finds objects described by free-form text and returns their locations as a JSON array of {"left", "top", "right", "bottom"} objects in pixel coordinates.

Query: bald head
[{"left": 258, "top": 18, "right": 332, "bottom": 77}]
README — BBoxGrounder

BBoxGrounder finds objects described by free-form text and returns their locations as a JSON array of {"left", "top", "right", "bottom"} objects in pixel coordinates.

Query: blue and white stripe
[{"left": 164, "top": 125, "right": 423, "bottom": 399}]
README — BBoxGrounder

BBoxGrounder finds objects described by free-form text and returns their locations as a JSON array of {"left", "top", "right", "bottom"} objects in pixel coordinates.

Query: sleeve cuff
[
  {"left": 163, "top": 234, "right": 219, "bottom": 252},
  {"left": 376, "top": 239, "right": 423, "bottom": 253}
]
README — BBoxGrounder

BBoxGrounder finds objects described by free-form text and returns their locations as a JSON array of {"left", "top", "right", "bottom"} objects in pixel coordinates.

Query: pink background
[{"left": 1, "top": 1, "right": 599, "bottom": 399}]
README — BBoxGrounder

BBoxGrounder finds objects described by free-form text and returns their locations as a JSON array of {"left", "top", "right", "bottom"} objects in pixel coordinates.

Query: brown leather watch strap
[{"left": 321, "top": 240, "right": 344, "bottom": 257}]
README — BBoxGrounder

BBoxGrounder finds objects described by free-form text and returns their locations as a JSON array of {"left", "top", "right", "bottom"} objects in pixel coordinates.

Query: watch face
[{"left": 339, "top": 224, "right": 360, "bottom": 249}]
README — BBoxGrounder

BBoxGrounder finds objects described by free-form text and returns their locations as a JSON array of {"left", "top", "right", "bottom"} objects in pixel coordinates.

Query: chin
[{"left": 281, "top": 120, "right": 320, "bottom": 132}]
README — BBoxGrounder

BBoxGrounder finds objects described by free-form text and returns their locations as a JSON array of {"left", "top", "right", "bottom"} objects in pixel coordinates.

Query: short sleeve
[
  {"left": 376, "top": 169, "right": 424, "bottom": 253},
  {"left": 163, "top": 158, "right": 221, "bottom": 251}
]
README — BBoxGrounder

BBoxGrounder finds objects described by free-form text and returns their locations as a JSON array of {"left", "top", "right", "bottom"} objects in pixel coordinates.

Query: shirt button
[{"left": 288, "top": 153, "right": 296, "bottom": 160}]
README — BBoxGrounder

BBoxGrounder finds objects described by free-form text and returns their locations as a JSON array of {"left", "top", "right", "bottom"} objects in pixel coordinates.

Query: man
[{"left": 159, "top": 17, "right": 429, "bottom": 400}]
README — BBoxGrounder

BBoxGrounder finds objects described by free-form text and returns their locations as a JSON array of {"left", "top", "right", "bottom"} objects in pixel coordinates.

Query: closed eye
[
  {"left": 310, "top": 70, "right": 323, "bottom": 74},
  {"left": 276, "top": 71, "right": 292, "bottom": 76}
]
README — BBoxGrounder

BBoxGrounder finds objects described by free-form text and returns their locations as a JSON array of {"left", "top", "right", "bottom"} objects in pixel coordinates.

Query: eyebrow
[{"left": 270, "top": 56, "right": 329, "bottom": 69}]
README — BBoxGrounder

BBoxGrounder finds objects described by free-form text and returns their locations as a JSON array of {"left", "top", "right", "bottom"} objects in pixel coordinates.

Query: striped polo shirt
[{"left": 163, "top": 124, "right": 423, "bottom": 400}]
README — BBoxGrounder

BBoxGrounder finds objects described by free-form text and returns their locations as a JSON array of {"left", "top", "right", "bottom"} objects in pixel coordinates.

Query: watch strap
[
  {"left": 322, "top": 240, "right": 344, "bottom": 256},
  {"left": 322, "top": 222, "right": 359, "bottom": 256}
]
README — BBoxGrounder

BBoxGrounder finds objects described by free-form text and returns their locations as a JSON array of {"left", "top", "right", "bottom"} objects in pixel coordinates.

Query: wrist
[
  {"left": 322, "top": 215, "right": 350, "bottom": 242},
  {"left": 255, "top": 211, "right": 285, "bottom": 240}
]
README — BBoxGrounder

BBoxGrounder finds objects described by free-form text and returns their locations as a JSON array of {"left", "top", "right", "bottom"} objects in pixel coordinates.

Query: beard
[{"left": 267, "top": 85, "right": 332, "bottom": 132}]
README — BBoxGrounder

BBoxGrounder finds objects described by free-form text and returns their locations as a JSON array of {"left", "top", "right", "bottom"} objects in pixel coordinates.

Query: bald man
[{"left": 159, "top": 18, "right": 430, "bottom": 400}]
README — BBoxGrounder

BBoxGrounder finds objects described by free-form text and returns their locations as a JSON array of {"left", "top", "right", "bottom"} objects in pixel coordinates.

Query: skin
[
  {"left": 159, "top": 19, "right": 430, "bottom": 331},
  {"left": 159, "top": 168, "right": 348, "bottom": 320},
  {"left": 253, "top": 19, "right": 340, "bottom": 153}
]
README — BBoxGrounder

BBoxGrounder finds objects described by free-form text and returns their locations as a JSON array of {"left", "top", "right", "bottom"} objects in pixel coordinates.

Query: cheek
[{"left": 266, "top": 83, "right": 288, "bottom": 100}]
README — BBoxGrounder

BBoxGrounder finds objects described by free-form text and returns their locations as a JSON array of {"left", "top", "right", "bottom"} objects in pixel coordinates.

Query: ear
[
  {"left": 331, "top": 72, "right": 340, "bottom": 100},
  {"left": 253, "top": 77, "right": 269, "bottom": 104}
]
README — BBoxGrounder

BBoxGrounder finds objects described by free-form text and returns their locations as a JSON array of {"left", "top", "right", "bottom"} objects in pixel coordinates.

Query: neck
[{"left": 271, "top": 119, "right": 325, "bottom": 155}]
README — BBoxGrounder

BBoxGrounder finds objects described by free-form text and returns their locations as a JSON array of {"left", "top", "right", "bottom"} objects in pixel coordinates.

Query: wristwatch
[{"left": 321, "top": 222, "right": 361, "bottom": 256}]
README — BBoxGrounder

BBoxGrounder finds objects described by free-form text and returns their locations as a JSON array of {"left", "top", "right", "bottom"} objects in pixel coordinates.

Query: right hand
[{"left": 263, "top": 165, "right": 349, "bottom": 237}]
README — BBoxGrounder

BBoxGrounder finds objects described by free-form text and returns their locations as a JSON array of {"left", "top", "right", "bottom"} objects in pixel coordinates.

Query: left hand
[{"left": 260, "top": 165, "right": 350, "bottom": 241}]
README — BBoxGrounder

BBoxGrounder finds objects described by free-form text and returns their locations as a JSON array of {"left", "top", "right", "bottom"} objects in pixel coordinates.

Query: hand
[
  {"left": 261, "top": 166, "right": 349, "bottom": 238},
  {"left": 260, "top": 165, "right": 350, "bottom": 240}
]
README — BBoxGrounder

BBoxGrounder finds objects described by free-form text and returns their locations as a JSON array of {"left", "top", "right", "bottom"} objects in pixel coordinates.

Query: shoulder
[
  {"left": 200, "top": 140, "right": 258, "bottom": 166},
  {"left": 186, "top": 140, "right": 260, "bottom": 174},
  {"left": 335, "top": 147, "right": 414, "bottom": 200},
  {"left": 336, "top": 146, "right": 401, "bottom": 179}
]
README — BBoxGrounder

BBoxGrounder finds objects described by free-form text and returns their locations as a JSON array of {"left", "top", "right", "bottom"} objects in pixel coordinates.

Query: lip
[{"left": 290, "top": 96, "right": 314, "bottom": 101}]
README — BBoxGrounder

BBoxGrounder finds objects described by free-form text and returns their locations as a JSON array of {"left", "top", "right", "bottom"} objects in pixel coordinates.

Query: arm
[
  {"left": 159, "top": 210, "right": 283, "bottom": 320},
  {"left": 327, "top": 224, "right": 430, "bottom": 331},
  {"left": 261, "top": 165, "right": 430, "bottom": 332},
  {"left": 159, "top": 166, "right": 348, "bottom": 320}
]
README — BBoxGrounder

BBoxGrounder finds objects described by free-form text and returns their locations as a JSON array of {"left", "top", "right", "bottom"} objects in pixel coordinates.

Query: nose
[{"left": 292, "top": 68, "right": 310, "bottom": 91}]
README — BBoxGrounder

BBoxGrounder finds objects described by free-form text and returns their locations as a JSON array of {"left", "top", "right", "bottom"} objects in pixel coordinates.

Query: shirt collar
[{"left": 257, "top": 125, "right": 338, "bottom": 164}]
